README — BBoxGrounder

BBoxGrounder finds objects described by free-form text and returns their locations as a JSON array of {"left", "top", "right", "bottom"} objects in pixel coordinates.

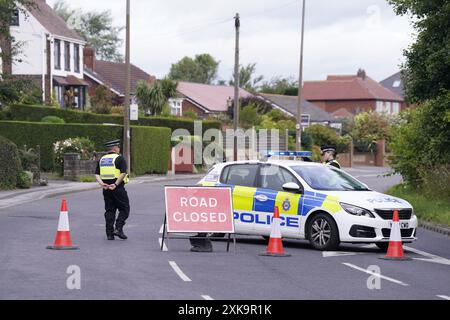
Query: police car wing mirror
[{"left": 282, "top": 182, "right": 302, "bottom": 193}]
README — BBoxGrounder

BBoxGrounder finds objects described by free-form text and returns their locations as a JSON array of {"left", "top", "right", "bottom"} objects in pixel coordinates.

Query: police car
[{"left": 198, "top": 152, "right": 418, "bottom": 251}]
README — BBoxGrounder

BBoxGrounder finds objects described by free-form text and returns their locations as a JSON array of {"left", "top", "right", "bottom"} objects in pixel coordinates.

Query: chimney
[
  {"left": 83, "top": 47, "right": 95, "bottom": 70},
  {"left": 357, "top": 68, "right": 366, "bottom": 80}
]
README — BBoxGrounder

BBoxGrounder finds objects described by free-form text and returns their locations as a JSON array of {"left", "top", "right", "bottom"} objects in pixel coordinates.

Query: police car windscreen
[{"left": 291, "top": 166, "right": 370, "bottom": 191}]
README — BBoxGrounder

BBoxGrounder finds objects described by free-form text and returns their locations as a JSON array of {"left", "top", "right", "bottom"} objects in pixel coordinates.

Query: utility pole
[
  {"left": 233, "top": 13, "right": 240, "bottom": 161},
  {"left": 296, "top": 0, "right": 306, "bottom": 151},
  {"left": 123, "top": 0, "right": 131, "bottom": 172}
]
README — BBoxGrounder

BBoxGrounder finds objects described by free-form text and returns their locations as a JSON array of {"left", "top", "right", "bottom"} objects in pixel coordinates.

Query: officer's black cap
[
  {"left": 105, "top": 139, "right": 121, "bottom": 148},
  {"left": 321, "top": 145, "right": 337, "bottom": 154}
]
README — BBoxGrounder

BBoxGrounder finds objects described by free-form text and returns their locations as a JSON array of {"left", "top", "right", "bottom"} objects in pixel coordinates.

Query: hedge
[
  {"left": 131, "top": 126, "right": 171, "bottom": 175},
  {"left": 5, "top": 104, "right": 221, "bottom": 134},
  {"left": 0, "top": 135, "right": 21, "bottom": 189},
  {"left": 0, "top": 121, "right": 171, "bottom": 174}
]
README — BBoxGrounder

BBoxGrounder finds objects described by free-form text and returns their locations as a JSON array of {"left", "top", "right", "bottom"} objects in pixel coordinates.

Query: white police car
[{"left": 198, "top": 152, "right": 418, "bottom": 251}]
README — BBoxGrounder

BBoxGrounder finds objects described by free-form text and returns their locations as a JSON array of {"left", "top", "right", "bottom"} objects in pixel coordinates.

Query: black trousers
[{"left": 103, "top": 186, "right": 130, "bottom": 236}]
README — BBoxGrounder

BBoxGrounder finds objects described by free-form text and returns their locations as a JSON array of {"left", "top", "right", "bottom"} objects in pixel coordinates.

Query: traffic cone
[
  {"left": 379, "top": 210, "right": 410, "bottom": 260},
  {"left": 260, "top": 206, "right": 290, "bottom": 257},
  {"left": 46, "top": 199, "right": 79, "bottom": 250}
]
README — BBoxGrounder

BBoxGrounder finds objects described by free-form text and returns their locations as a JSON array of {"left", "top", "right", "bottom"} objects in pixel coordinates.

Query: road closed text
[{"left": 165, "top": 187, "right": 234, "bottom": 233}]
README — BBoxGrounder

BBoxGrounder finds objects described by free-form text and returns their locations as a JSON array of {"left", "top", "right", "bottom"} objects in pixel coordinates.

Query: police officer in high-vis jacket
[
  {"left": 95, "top": 140, "right": 130, "bottom": 240},
  {"left": 321, "top": 146, "right": 341, "bottom": 169}
]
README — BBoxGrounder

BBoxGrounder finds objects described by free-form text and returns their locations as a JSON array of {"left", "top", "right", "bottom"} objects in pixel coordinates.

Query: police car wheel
[{"left": 308, "top": 214, "right": 339, "bottom": 251}]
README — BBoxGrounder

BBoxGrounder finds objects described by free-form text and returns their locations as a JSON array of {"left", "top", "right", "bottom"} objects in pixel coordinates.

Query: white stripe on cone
[
  {"left": 57, "top": 211, "right": 70, "bottom": 232},
  {"left": 390, "top": 221, "right": 402, "bottom": 242},
  {"left": 270, "top": 217, "right": 282, "bottom": 238}
]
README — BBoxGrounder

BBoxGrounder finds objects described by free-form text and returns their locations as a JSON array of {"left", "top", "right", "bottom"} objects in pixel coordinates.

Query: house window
[
  {"left": 385, "top": 101, "right": 392, "bottom": 114},
  {"left": 10, "top": 10, "right": 19, "bottom": 26},
  {"left": 64, "top": 42, "right": 71, "bottom": 71},
  {"left": 376, "top": 101, "right": 383, "bottom": 113},
  {"left": 54, "top": 40, "right": 61, "bottom": 70},
  {"left": 74, "top": 44, "right": 80, "bottom": 73},
  {"left": 170, "top": 99, "right": 183, "bottom": 116},
  {"left": 393, "top": 102, "right": 400, "bottom": 114},
  {"left": 393, "top": 80, "right": 401, "bottom": 88}
]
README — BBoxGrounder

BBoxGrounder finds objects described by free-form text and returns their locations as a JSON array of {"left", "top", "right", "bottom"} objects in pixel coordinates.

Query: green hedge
[
  {"left": 0, "top": 121, "right": 171, "bottom": 174},
  {"left": 5, "top": 104, "right": 221, "bottom": 134},
  {"left": 0, "top": 135, "right": 22, "bottom": 189},
  {"left": 131, "top": 126, "right": 171, "bottom": 175}
]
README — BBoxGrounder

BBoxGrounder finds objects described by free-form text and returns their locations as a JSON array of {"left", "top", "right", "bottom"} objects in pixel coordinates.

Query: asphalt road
[{"left": 0, "top": 168, "right": 449, "bottom": 300}]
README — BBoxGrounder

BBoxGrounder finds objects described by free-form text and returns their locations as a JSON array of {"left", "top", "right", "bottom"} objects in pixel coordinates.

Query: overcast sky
[{"left": 47, "top": 0, "right": 415, "bottom": 83}]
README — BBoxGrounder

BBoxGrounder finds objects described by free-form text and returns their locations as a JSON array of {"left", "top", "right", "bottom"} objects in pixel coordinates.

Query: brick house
[
  {"left": 1, "top": 0, "right": 89, "bottom": 108},
  {"left": 83, "top": 48, "right": 156, "bottom": 106},
  {"left": 302, "top": 70, "right": 405, "bottom": 117},
  {"left": 174, "top": 81, "right": 253, "bottom": 118}
]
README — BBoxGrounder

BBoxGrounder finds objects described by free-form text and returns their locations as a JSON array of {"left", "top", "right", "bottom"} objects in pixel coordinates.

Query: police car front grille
[
  {"left": 375, "top": 209, "right": 412, "bottom": 220},
  {"left": 382, "top": 228, "right": 414, "bottom": 238}
]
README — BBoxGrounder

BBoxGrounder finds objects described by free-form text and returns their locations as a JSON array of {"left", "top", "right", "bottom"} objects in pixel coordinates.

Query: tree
[
  {"left": 259, "top": 76, "right": 298, "bottom": 96},
  {"left": 135, "top": 81, "right": 165, "bottom": 116},
  {"left": 350, "top": 111, "right": 392, "bottom": 152},
  {"left": 160, "top": 77, "right": 178, "bottom": 100},
  {"left": 90, "top": 85, "right": 113, "bottom": 114},
  {"left": 388, "top": 0, "right": 449, "bottom": 103},
  {"left": 229, "top": 63, "right": 264, "bottom": 92},
  {"left": 387, "top": 0, "right": 450, "bottom": 188},
  {"left": 54, "top": 0, "right": 124, "bottom": 62},
  {"left": 168, "top": 54, "right": 219, "bottom": 84}
]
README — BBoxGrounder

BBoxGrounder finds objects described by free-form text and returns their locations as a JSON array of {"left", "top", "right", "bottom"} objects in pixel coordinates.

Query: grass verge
[{"left": 387, "top": 184, "right": 450, "bottom": 227}]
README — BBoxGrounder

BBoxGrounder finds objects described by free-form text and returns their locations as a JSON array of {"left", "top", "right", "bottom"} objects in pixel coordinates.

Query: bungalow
[
  {"left": 174, "top": 81, "right": 253, "bottom": 118},
  {"left": 302, "top": 69, "right": 405, "bottom": 117},
  {"left": 83, "top": 48, "right": 156, "bottom": 106},
  {"left": 256, "top": 93, "right": 338, "bottom": 128},
  {"left": 2, "top": 0, "right": 88, "bottom": 108}
]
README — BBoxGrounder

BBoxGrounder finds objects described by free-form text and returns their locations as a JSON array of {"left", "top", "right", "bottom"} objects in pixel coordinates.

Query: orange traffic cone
[
  {"left": 47, "top": 199, "right": 79, "bottom": 250},
  {"left": 260, "top": 206, "right": 290, "bottom": 257},
  {"left": 380, "top": 210, "right": 410, "bottom": 260}
]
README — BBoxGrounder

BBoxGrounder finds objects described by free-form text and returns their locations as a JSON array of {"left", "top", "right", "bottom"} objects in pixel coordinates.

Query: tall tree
[
  {"left": 54, "top": 0, "right": 124, "bottom": 62},
  {"left": 168, "top": 54, "right": 219, "bottom": 84},
  {"left": 229, "top": 63, "right": 264, "bottom": 92},
  {"left": 388, "top": 0, "right": 450, "bottom": 103}
]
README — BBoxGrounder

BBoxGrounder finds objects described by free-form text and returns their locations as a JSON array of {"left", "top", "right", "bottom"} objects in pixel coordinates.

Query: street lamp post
[
  {"left": 123, "top": 0, "right": 131, "bottom": 172},
  {"left": 233, "top": 13, "right": 240, "bottom": 161},
  {"left": 296, "top": 0, "right": 306, "bottom": 151}
]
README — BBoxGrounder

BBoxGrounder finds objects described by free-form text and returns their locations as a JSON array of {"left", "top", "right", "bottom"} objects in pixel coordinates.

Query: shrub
[
  {"left": 16, "top": 171, "right": 32, "bottom": 189},
  {"left": 53, "top": 137, "right": 95, "bottom": 175},
  {"left": 419, "top": 165, "right": 450, "bottom": 200},
  {"left": 0, "top": 135, "right": 22, "bottom": 190},
  {"left": 91, "top": 85, "right": 113, "bottom": 114},
  {"left": 41, "top": 116, "right": 65, "bottom": 124},
  {"left": 305, "top": 124, "right": 351, "bottom": 153},
  {"left": 110, "top": 106, "right": 124, "bottom": 115},
  {"left": 183, "top": 110, "right": 198, "bottom": 120}
]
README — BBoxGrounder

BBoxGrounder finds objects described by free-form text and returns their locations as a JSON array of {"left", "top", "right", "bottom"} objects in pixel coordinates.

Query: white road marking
[
  {"left": 202, "top": 295, "right": 214, "bottom": 300},
  {"left": 159, "top": 224, "right": 165, "bottom": 234},
  {"left": 169, "top": 261, "right": 192, "bottom": 282},
  {"left": 436, "top": 295, "right": 450, "bottom": 300},
  {"left": 159, "top": 238, "right": 168, "bottom": 251},
  {"left": 322, "top": 251, "right": 364, "bottom": 258},
  {"left": 404, "top": 246, "right": 450, "bottom": 266},
  {"left": 342, "top": 262, "right": 409, "bottom": 286}
]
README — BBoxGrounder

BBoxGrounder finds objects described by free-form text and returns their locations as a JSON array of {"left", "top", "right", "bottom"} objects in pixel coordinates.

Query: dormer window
[
  {"left": 11, "top": 10, "right": 19, "bottom": 26},
  {"left": 393, "top": 80, "right": 401, "bottom": 88},
  {"left": 54, "top": 40, "right": 61, "bottom": 70}
]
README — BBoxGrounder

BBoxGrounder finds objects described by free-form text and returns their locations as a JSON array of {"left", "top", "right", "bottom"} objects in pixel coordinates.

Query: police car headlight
[{"left": 340, "top": 203, "right": 375, "bottom": 218}]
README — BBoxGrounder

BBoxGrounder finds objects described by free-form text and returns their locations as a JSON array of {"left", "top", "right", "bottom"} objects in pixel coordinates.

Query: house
[
  {"left": 302, "top": 69, "right": 405, "bottom": 117},
  {"left": 174, "top": 81, "right": 253, "bottom": 118},
  {"left": 256, "top": 93, "right": 339, "bottom": 128},
  {"left": 3, "top": 0, "right": 88, "bottom": 108},
  {"left": 380, "top": 71, "right": 405, "bottom": 100},
  {"left": 83, "top": 48, "right": 156, "bottom": 105}
]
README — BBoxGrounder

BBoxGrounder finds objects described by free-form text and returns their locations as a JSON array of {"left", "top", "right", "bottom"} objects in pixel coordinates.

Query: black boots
[
  {"left": 114, "top": 228, "right": 128, "bottom": 240},
  {"left": 189, "top": 234, "right": 213, "bottom": 252}
]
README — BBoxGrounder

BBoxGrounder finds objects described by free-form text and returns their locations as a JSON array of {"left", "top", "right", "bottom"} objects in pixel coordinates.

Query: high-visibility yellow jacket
[{"left": 99, "top": 153, "right": 129, "bottom": 184}]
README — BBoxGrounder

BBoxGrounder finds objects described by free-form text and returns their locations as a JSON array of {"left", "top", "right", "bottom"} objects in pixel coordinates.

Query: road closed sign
[{"left": 164, "top": 186, "right": 234, "bottom": 233}]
